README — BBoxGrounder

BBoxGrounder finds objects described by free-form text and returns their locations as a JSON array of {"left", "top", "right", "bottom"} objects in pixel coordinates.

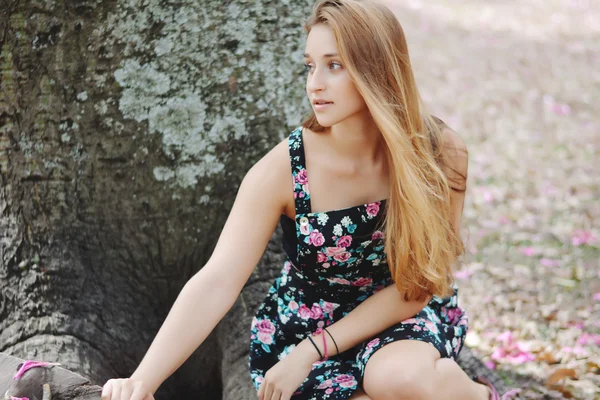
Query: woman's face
[{"left": 304, "top": 24, "right": 368, "bottom": 127}]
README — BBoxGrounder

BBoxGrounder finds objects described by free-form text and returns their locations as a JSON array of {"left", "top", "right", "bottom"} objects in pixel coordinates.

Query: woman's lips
[{"left": 314, "top": 102, "right": 333, "bottom": 111}]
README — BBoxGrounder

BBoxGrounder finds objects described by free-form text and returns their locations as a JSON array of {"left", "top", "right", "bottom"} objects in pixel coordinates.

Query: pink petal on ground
[
  {"left": 483, "top": 190, "right": 494, "bottom": 203},
  {"left": 503, "top": 389, "right": 523, "bottom": 398},
  {"left": 578, "top": 333, "right": 600, "bottom": 346},
  {"left": 563, "top": 345, "right": 589, "bottom": 356},
  {"left": 507, "top": 352, "right": 536, "bottom": 364},
  {"left": 498, "top": 215, "right": 510, "bottom": 224},
  {"left": 520, "top": 247, "right": 535, "bottom": 256},
  {"left": 573, "top": 346, "right": 588, "bottom": 356},
  {"left": 593, "top": 292, "right": 600, "bottom": 302},
  {"left": 540, "top": 258, "right": 561, "bottom": 267},
  {"left": 490, "top": 348, "right": 505, "bottom": 362},
  {"left": 496, "top": 330, "right": 514, "bottom": 344},
  {"left": 571, "top": 229, "right": 598, "bottom": 246},
  {"left": 484, "top": 360, "right": 496, "bottom": 370},
  {"left": 551, "top": 103, "right": 571, "bottom": 115},
  {"left": 455, "top": 269, "right": 474, "bottom": 280}
]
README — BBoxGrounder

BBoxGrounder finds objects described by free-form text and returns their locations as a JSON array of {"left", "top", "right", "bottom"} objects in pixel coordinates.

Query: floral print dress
[{"left": 248, "top": 126, "right": 469, "bottom": 399}]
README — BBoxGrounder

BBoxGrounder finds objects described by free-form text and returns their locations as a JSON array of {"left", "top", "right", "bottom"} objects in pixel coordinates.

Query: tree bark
[{"left": 0, "top": 0, "right": 508, "bottom": 398}]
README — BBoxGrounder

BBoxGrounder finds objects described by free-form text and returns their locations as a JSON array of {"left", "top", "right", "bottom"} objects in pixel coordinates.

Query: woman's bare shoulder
[
  {"left": 431, "top": 116, "right": 468, "bottom": 155},
  {"left": 245, "top": 134, "right": 293, "bottom": 215},
  {"left": 430, "top": 117, "right": 468, "bottom": 190}
]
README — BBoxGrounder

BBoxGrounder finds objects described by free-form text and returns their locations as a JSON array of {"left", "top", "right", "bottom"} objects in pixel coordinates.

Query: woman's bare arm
[{"left": 103, "top": 139, "right": 292, "bottom": 398}]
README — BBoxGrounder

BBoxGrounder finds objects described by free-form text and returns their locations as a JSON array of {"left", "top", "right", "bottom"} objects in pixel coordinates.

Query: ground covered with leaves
[{"left": 388, "top": 0, "right": 599, "bottom": 398}]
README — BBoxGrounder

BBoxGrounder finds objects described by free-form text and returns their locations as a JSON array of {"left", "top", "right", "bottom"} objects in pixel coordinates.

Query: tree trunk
[{"left": 0, "top": 0, "right": 508, "bottom": 398}]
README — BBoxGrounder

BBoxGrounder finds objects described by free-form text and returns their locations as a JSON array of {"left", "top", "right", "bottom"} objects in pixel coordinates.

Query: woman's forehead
[{"left": 304, "top": 25, "right": 338, "bottom": 58}]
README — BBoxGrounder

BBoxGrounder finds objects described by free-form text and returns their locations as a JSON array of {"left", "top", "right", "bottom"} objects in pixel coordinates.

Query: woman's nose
[{"left": 307, "top": 68, "right": 326, "bottom": 92}]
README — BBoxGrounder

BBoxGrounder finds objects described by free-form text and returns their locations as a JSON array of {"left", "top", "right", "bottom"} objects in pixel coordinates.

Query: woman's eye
[
  {"left": 330, "top": 62, "right": 342, "bottom": 70},
  {"left": 303, "top": 62, "right": 342, "bottom": 72}
]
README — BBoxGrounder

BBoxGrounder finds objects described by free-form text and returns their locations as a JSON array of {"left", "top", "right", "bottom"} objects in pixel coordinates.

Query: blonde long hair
[{"left": 302, "top": 0, "right": 467, "bottom": 301}]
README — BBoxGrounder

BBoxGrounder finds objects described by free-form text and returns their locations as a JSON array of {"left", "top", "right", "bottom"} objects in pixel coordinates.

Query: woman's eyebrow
[{"left": 303, "top": 52, "right": 339, "bottom": 58}]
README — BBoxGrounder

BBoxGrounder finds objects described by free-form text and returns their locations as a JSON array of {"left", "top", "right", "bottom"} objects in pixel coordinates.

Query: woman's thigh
[
  {"left": 348, "top": 387, "right": 372, "bottom": 400},
  {"left": 362, "top": 339, "right": 441, "bottom": 400}
]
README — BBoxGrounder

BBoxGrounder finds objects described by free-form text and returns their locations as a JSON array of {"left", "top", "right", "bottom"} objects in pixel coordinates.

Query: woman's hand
[
  {"left": 101, "top": 378, "right": 155, "bottom": 400},
  {"left": 257, "top": 343, "right": 318, "bottom": 400}
]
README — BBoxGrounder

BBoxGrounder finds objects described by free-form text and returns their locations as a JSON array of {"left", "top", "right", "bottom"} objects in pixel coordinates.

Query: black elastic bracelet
[
  {"left": 323, "top": 328, "right": 340, "bottom": 356},
  {"left": 307, "top": 335, "right": 323, "bottom": 360}
]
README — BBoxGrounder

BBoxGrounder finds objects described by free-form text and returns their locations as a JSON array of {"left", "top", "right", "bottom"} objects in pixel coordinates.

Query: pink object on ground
[
  {"left": 473, "top": 375, "right": 522, "bottom": 400},
  {"left": 10, "top": 397, "right": 30, "bottom": 400},
  {"left": 13, "top": 360, "right": 61, "bottom": 380}
]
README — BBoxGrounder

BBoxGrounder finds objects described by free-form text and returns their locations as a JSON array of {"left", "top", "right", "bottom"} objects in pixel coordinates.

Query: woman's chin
[{"left": 315, "top": 117, "right": 335, "bottom": 128}]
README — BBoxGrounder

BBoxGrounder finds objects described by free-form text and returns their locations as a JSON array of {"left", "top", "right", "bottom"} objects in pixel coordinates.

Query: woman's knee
[
  {"left": 362, "top": 341, "right": 439, "bottom": 400},
  {"left": 365, "top": 367, "right": 434, "bottom": 400}
]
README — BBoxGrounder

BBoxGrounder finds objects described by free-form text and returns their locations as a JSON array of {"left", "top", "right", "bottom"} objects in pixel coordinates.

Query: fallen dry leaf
[{"left": 545, "top": 368, "right": 577, "bottom": 386}]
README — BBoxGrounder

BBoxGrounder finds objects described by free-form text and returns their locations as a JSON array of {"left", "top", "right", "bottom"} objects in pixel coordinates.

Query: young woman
[{"left": 102, "top": 1, "right": 507, "bottom": 399}]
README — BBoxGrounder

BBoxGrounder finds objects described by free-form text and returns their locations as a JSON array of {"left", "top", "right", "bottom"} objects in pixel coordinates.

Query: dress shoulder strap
[{"left": 288, "top": 127, "right": 312, "bottom": 216}]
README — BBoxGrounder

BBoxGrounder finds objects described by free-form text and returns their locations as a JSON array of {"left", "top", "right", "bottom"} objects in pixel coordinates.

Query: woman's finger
[
  {"left": 269, "top": 388, "right": 282, "bottom": 400},
  {"left": 101, "top": 380, "right": 113, "bottom": 400},
  {"left": 280, "top": 390, "right": 291, "bottom": 400},
  {"left": 257, "top": 380, "right": 265, "bottom": 400},
  {"left": 111, "top": 382, "right": 122, "bottom": 400},
  {"left": 120, "top": 383, "right": 134, "bottom": 400},
  {"left": 130, "top": 385, "right": 152, "bottom": 400},
  {"left": 263, "top": 382, "right": 274, "bottom": 400}
]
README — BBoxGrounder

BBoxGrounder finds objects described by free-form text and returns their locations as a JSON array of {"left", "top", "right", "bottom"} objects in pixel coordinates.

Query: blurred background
[
  {"left": 385, "top": 0, "right": 599, "bottom": 398},
  {"left": 1, "top": 0, "right": 598, "bottom": 399}
]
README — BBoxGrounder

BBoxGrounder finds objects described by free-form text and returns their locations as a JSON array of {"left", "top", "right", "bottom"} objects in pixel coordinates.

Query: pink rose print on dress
[
  {"left": 366, "top": 202, "right": 380, "bottom": 217},
  {"left": 334, "top": 374, "right": 358, "bottom": 388},
  {"left": 289, "top": 301, "right": 299, "bottom": 311},
  {"left": 310, "top": 304, "right": 324, "bottom": 319},
  {"left": 351, "top": 277, "right": 373, "bottom": 287},
  {"left": 337, "top": 235, "right": 352, "bottom": 248},
  {"left": 325, "top": 246, "right": 345, "bottom": 257},
  {"left": 256, "top": 319, "right": 276, "bottom": 345},
  {"left": 333, "top": 251, "right": 351, "bottom": 263},
  {"left": 317, "top": 379, "right": 333, "bottom": 389},
  {"left": 367, "top": 338, "right": 380, "bottom": 349},
  {"left": 444, "top": 307, "right": 464, "bottom": 324},
  {"left": 300, "top": 223, "right": 310, "bottom": 235},
  {"left": 424, "top": 320, "right": 439, "bottom": 334},
  {"left": 295, "top": 169, "right": 308, "bottom": 184},
  {"left": 329, "top": 277, "right": 351, "bottom": 285},
  {"left": 309, "top": 230, "right": 325, "bottom": 246},
  {"left": 317, "top": 252, "right": 327, "bottom": 263},
  {"left": 298, "top": 304, "right": 312, "bottom": 320},
  {"left": 371, "top": 230, "right": 384, "bottom": 240},
  {"left": 401, "top": 317, "right": 419, "bottom": 325},
  {"left": 326, "top": 388, "right": 334, "bottom": 394},
  {"left": 321, "top": 301, "right": 336, "bottom": 314}
]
